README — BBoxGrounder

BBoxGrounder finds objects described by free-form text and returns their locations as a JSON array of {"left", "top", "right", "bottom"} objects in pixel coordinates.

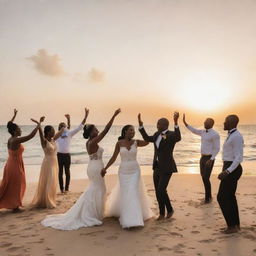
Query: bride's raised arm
[
  {"left": 101, "top": 142, "right": 120, "bottom": 177},
  {"left": 89, "top": 108, "right": 121, "bottom": 146}
]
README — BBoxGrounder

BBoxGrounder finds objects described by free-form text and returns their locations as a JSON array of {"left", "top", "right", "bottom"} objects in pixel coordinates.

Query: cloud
[
  {"left": 88, "top": 68, "right": 105, "bottom": 83},
  {"left": 27, "top": 49, "right": 64, "bottom": 76}
]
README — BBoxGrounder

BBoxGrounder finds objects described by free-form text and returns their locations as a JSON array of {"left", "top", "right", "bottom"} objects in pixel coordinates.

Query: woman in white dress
[
  {"left": 102, "top": 125, "right": 154, "bottom": 228},
  {"left": 41, "top": 108, "right": 121, "bottom": 230}
]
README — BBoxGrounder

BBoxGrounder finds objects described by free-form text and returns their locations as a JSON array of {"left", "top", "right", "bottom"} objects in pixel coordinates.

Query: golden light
[{"left": 176, "top": 72, "right": 232, "bottom": 112}]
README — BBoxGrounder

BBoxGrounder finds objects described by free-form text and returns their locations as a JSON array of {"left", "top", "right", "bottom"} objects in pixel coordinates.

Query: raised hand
[
  {"left": 183, "top": 113, "right": 188, "bottom": 126},
  {"left": 173, "top": 111, "right": 179, "bottom": 125},
  {"left": 11, "top": 108, "right": 18, "bottom": 122},
  {"left": 114, "top": 108, "right": 121, "bottom": 117},
  {"left": 138, "top": 113, "right": 143, "bottom": 126},
  {"left": 85, "top": 108, "right": 89, "bottom": 118},
  {"left": 64, "top": 114, "right": 70, "bottom": 119},
  {"left": 39, "top": 116, "right": 45, "bottom": 123}
]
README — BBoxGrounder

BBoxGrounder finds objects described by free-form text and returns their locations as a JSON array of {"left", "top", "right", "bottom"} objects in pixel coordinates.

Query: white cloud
[{"left": 27, "top": 49, "right": 64, "bottom": 76}]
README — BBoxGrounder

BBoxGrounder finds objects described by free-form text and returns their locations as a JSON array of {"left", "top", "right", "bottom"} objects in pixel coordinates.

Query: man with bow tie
[
  {"left": 138, "top": 112, "right": 181, "bottom": 220},
  {"left": 57, "top": 108, "right": 89, "bottom": 193},
  {"left": 217, "top": 114, "right": 244, "bottom": 234},
  {"left": 183, "top": 114, "right": 220, "bottom": 204}
]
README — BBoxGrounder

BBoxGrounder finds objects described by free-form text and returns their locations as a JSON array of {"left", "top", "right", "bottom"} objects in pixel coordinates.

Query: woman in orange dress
[
  {"left": 0, "top": 109, "right": 44, "bottom": 212},
  {"left": 31, "top": 122, "right": 66, "bottom": 209}
]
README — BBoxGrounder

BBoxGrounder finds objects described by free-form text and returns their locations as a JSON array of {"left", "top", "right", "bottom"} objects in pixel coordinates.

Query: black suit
[{"left": 139, "top": 127, "right": 181, "bottom": 215}]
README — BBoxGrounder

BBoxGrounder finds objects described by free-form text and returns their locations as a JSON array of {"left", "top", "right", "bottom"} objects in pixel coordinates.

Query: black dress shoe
[
  {"left": 222, "top": 226, "right": 239, "bottom": 234},
  {"left": 166, "top": 210, "right": 174, "bottom": 219},
  {"left": 156, "top": 215, "right": 165, "bottom": 221}
]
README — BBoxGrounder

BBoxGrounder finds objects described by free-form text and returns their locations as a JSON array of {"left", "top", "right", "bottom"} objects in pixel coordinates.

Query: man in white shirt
[
  {"left": 183, "top": 114, "right": 220, "bottom": 204},
  {"left": 217, "top": 114, "right": 243, "bottom": 234},
  {"left": 57, "top": 108, "right": 89, "bottom": 193}
]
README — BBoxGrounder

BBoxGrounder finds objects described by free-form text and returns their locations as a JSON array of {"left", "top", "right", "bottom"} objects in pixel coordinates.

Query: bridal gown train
[
  {"left": 105, "top": 140, "right": 154, "bottom": 228},
  {"left": 41, "top": 147, "right": 106, "bottom": 230}
]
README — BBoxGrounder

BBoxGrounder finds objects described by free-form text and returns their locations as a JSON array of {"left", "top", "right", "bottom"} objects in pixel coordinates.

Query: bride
[
  {"left": 102, "top": 125, "right": 154, "bottom": 228},
  {"left": 41, "top": 108, "right": 121, "bottom": 230}
]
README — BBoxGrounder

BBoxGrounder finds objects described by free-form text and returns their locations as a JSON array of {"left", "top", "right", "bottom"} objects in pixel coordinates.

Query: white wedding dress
[
  {"left": 105, "top": 140, "right": 154, "bottom": 228},
  {"left": 41, "top": 147, "right": 106, "bottom": 230}
]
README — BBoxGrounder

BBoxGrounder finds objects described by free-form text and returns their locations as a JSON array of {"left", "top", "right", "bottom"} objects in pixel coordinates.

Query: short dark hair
[{"left": 7, "top": 121, "right": 18, "bottom": 135}]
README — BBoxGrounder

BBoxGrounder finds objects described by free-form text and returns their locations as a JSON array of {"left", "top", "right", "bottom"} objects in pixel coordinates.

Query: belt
[{"left": 201, "top": 154, "right": 212, "bottom": 157}]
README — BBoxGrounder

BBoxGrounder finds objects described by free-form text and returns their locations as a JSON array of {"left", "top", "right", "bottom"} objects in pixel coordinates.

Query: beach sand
[{"left": 0, "top": 166, "right": 256, "bottom": 256}]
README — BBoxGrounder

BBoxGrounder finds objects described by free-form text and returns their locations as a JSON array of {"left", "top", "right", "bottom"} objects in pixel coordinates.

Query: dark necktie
[{"left": 226, "top": 129, "right": 237, "bottom": 141}]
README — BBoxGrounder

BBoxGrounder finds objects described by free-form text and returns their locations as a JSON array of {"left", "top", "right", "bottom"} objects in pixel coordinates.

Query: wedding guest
[
  {"left": 0, "top": 109, "right": 42, "bottom": 212},
  {"left": 57, "top": 109, "right": 89, "bottom": 193},
  {"left": 183, "top": 114, "right": 220, "bottom": 204},
  {"left": 217, "top": 114, "right": 243, "bottom": 234},
  {"left": 31, "top": 118, "right": 66, "bottom": 208}
]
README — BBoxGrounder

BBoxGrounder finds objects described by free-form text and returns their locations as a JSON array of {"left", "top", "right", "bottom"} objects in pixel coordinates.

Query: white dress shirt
[
  {"left": 186, "top": 125, "right": 220, "bottom": 160},
  {"left": 222, "top": 129, "right": 244, "bottom": 173},
  {"left": 139, "top": 126, "right": 179, "bottom": 148},
  {"left": 56, "top": 124, "right": 84, "bottom": 153},
  {"left": 156, "top": 129, "right": 168, "bottom": 148}
]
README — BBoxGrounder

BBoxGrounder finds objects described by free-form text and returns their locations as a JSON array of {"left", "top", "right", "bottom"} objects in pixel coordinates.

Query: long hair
[{"left": 118, "top": 125, "right": 133, "bottom": 141}]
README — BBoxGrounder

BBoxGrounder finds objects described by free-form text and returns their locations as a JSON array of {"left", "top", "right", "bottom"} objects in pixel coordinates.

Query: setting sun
[{"left": 176, "top": 72, "right": 232, "bottom": 112}]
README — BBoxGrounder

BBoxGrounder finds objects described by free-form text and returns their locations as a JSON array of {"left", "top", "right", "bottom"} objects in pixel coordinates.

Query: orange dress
[{"left": 0, "top": 144, "right": 26, "bottom": 209}]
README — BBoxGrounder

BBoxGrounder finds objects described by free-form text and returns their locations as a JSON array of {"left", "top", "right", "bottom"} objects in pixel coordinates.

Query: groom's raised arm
[
  {"left": 138, "top": 113, "right": 155, "bottom": 143},
  {"left": 173, "top": 126, "right": 181, "bottom": 142}
]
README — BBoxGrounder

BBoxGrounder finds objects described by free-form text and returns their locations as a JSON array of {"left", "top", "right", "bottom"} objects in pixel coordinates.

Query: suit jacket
[{"left": 139, "top": 127, "right": 181, "bottom": 174}]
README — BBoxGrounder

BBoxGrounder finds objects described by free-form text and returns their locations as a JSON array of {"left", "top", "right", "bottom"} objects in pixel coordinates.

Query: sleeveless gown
[
  {"left": 105, "top": 141, "right": 154, "bottom": 228},
  {"left": 31, "top": 140, "right": 58, "bottom": 208},
  {"left": 41, "top": 147, "right": 106, "bottom": 230},
  {"left": 0, "top": 144, "right": 26, "bottom": 209}
]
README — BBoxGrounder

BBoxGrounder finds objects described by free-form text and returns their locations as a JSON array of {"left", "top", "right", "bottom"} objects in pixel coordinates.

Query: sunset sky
[{"left": 0, "top": 0, "right": 256, "bottom": 125}]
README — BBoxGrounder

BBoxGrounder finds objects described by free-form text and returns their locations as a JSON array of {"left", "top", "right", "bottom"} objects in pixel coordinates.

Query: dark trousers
[
  {"left": 200, "top": 155, "right": 214, "bottom": 201},
  {"left": 57, "top": 153, "right": 71, "bottom": 192},
  {"left": 217, "top": 162, "right": 242, "bottom": 227},
  {"left": 153, "top": 170, "right": 173, "bottom": 216}
]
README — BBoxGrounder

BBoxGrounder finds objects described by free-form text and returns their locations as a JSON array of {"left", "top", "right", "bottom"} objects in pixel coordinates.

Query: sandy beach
[{"left": 0, "top": 166, "right": 256, "bottom": 256}]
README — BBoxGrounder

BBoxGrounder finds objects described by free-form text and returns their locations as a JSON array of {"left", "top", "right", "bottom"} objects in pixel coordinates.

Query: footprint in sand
[
  {"left": 199, "top": 239, "right": 216, "bottom": 243},
  {"left": 158, "top": 246, "right": 172, "bottom": 252},
  {"left": 6, "top": 246, "right": 24, "bottom": 252},
  {"left": 169, "top": 232, "right": 183, "bottom": 237},
  {"left": 191, "top": 231, "right": 200, "bottom": 234},
  {"left": 80, "top": 230, "right": 105, "bottom": 236},
  {"left": 105, "top": 235, "right": 118, "bottom": 240},
  {"left": 0, "top": 242, "right": 12, "bottom": 248}
]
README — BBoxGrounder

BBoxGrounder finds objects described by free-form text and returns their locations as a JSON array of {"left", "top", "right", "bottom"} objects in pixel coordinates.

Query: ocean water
[{"left": 0, "top": 124, "right": 255, "bottom": 176}]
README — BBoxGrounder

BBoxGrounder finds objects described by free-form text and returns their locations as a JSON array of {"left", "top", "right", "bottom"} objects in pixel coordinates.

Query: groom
[{"left": 138, "top": 112, "right": 181, "bottom": 220}]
